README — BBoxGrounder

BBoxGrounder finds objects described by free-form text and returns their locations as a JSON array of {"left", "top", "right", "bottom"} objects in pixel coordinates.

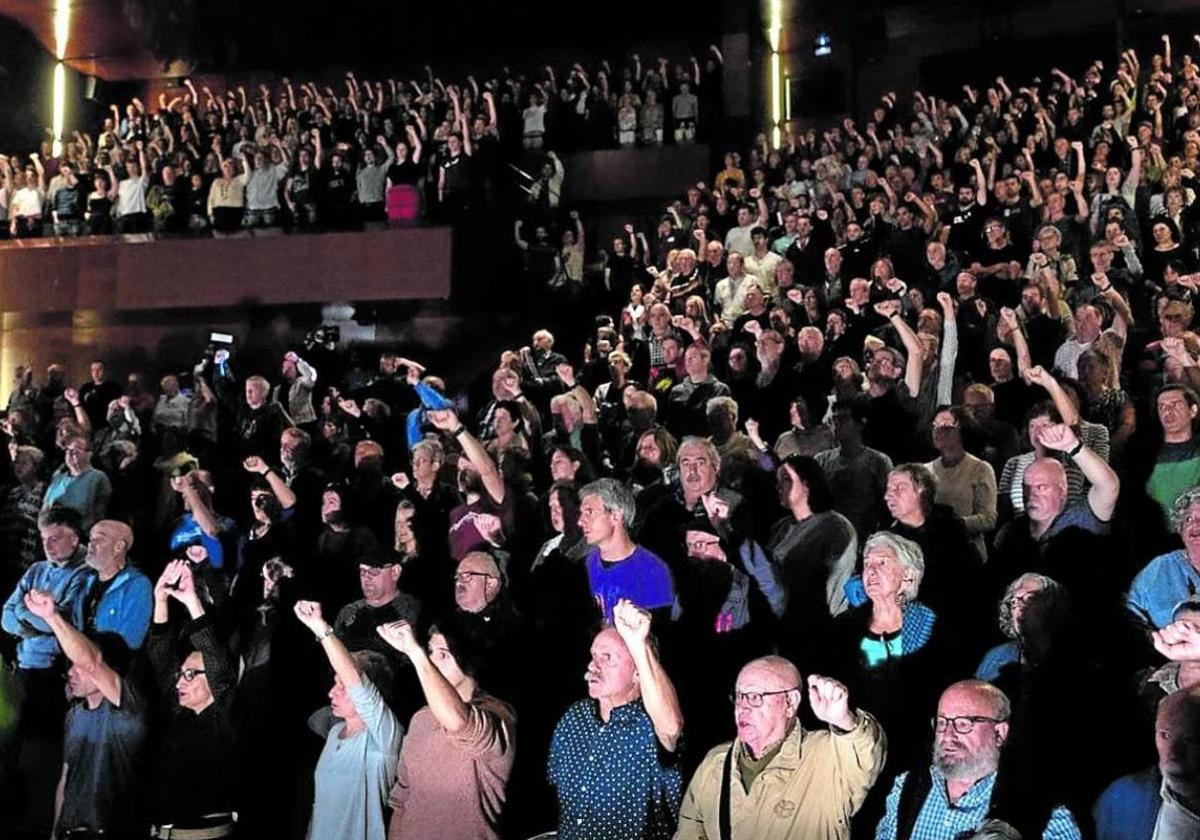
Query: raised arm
[
  {"left": 294, "top": 600, "right": 360, "bottom": 688},
  {"left": 429, "top": 409, "right": 505, "bottom": 504},
  {"left": 1000, "top": 308, "right": 1034, "bottom": 376},
  {"left": 614, "top": 600, "right": 683, "bottom": 752},
  {"left": 25, "top": 590, "right": 121, "bottom": 705},
  {"left": 243, "top": 455, "right": 297, "bottom": 510},
  {"left": 405, "top": 124, "right": 422, "bottom": 164},
  {"left": 173, "top": 472, "right": 222, "bottom": 536},
  {"left": 879, "top": 302, "right": 924, "bottom": 398},
  {"left": 1039, "top": 423, "right": 1120, "bottom": 521},
  {"left": 1024, "top": 365, "right": 1079, "bottom": 427},
  {"left": 1095, "top": 279, "right": 1132, "bottom": 343},
  {"left": 379, "top": 621, "right": 471, "bottom": 732}
]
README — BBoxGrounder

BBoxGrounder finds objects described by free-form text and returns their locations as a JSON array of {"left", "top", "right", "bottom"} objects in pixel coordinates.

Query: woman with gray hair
[
  {"left": 1127, "top": 486, "right": 1200, "bottom": 630},
  {"left": 976, "top": 573, "right": 1068, "bottom": 681},
  {"left": 824, "top": 530, "right": 947, "bottom": 823}
]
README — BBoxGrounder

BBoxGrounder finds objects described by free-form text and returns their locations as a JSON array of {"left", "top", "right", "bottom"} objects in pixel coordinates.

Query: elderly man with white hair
[
  {"left": 879, "top": 681, "right": 1081, "bottom": 840},
  {"left": 674, "top": 655, "right": 885, "bottom": 839}
]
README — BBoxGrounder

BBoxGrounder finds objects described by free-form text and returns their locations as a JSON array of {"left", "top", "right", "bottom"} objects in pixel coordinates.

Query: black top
[{"left": 145, "top": 614, "right": 239, "bottom": 825}]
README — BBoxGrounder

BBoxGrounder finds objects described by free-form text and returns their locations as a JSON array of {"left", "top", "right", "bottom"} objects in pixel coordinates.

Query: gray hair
[
  {"left": 997, "top": 573, "right": 1064, "bottom": 639},
  {"left": 863, "top": 531, "right": 925, "bottom": 602},
  {"left": 580, "top": 478, "right": 637, "bottom": 529},
  {"left": 411, "top": 438, "right": 444, "bottom": 464},
  {"left": 706, "top": 396, "right": 738, "bottom": 421},
  {"left": 676, "top": 436, "right": 720, "bottom": 470},
  {"left": 1169, "top": 487, "right": 1200, "bottom": 533}
]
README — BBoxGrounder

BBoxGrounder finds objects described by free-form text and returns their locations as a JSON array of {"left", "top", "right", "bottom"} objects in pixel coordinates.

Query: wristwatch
[{"left": 1067, "top": 440, "right": 1084, "bottom": 458}]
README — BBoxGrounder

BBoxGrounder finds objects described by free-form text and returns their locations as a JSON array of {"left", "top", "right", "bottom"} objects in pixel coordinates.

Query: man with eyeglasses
[
  {"left": 333, "top": 551, "right": 422, "bottom": 719},
  {"left": 334, "top": 552, "right": 422, "bottom": 669},
  {"left": 450, "top": 551, "right": 529, "bottom": 699},
  {"left": 675, "top": 655, "right": 884, "bottom": 839},
  {"left": 877, "top": 680, "right": 1082, "bottom": 840},
  {"left": 42, "top": 434, "right": 111, "bottom": 532}
]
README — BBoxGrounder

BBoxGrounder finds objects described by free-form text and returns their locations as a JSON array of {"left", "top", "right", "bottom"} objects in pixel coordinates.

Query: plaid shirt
[{"left": 876, "top": 768, "right": 1082, "bottom": 840}]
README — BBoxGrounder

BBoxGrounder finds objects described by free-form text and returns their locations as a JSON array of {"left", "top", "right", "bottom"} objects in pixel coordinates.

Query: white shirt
[
  {"left": 11, "top": 186, "right": 43, "bottom": 218},
  {"left": 116, "top": 175, "right": 148, "bottom": 216}
]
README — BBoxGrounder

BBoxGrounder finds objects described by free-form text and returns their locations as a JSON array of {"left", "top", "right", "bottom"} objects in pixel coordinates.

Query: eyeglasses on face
[
  {"left": 454, "top": 571, "right": 496, "bottom": 583},
  {"left": 730, "top": 687, "right": 798, "bottom": 708},
  {"left": 932, "top": 714, "right": 1007, "bottom": 734},
  {"left": 175, "top": 668, "right": 207, "bottom": 683},
  {"left": 359, "top": 565, "right": 396, "bottom": 577}
]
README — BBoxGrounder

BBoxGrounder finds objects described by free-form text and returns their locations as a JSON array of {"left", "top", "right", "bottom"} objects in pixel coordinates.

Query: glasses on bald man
[{"left": 730, "top": 687, "right": 799, "bottom": 708}]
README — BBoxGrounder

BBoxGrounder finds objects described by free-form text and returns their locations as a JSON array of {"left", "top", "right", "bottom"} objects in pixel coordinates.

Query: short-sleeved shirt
[
  {"left": 584, "top": 545, "right": 675, "bottom": 621},
  {"left": 548, "top": 698, "right": 682, "bottom": 840},
  {"left": 60, "top": 678, "right": 148, "bottom": 834},
  {"left": 1042, "top": 499, "right": 1109, "bottom": 541}
]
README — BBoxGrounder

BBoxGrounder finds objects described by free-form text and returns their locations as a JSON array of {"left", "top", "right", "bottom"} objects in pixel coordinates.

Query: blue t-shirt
[
  {"left": 60, "top": 678, "right": 148, "bottom": 833},
  {"left": 585, "top": 545, "right": 676, "bottom": 622}
]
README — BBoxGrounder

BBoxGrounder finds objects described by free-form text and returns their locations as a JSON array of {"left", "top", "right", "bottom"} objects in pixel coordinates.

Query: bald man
[
  {"left": 991, "top": 423, "right": 1120, "bottom": 600},
  {"left": 81, "top": 519, "right": 153, "bottom": 650},
  {"left": 675, "top": 656, "right": 885, "bottom": 839},
  {"left": 877, "top": 680, "right": 1081, "bottom": 839}
]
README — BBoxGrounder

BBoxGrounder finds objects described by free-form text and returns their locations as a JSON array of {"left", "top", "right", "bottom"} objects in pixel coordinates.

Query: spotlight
[{"left": 814, "top": 33, "right": 832, "bottom": 58}]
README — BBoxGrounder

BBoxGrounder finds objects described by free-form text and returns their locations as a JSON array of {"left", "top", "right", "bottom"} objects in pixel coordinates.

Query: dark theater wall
[{"left": 0, "top": 226, "right": 452, "bottom": 385}]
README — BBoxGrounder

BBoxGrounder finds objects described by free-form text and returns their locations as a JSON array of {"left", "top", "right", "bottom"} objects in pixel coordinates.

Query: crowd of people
[
  {"left": 3, "top": 25, "right": 1200, "bottom": 840},
  {"left": 0, "top": 47, "right": 723, "bottom": 238}
]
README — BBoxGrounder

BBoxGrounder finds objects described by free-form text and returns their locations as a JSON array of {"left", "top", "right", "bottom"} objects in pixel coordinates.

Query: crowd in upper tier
[
  {"left": 4, "top": 27, "right": 1200, "bottom": 840},
  {"left": 0, "top": 48, "right": 722, "bottom": 236}
]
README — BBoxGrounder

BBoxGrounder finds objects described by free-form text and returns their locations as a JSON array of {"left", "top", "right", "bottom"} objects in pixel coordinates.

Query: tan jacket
[{"left": 674, "top": 711, "right": 886, "bottom": 840}]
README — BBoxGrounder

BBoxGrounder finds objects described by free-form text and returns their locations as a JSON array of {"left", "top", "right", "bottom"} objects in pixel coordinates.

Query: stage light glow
[
  {"left": 767, "top": 0, "right": 786, "bottom": 148},
  {"left": 52, "top": 62, "right": 65, "bottom": 156},
  {"left": 55, "top": 0, "right": 70, "bottom": 60}
]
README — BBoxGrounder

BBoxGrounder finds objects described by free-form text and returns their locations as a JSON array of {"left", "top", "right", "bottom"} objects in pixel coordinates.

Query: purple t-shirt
[{"left": 585, "top": 545, "right": 676, "bottom": 621}]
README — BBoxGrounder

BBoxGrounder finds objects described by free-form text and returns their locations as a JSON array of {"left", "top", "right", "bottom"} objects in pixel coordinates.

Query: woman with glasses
[
  {"left": 293, "top": 599, "right": 401, "bottom": 840},
  {"left": 144, "top": 559, "right": 239, "bottom": 840},
  {"left": 976, "top": 573, "right": 1068, "bottom": 681}
]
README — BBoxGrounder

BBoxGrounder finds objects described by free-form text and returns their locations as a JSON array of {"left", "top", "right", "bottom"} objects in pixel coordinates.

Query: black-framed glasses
[
  {"left": 730, "top": 687, "right": 799, "bottom": 708},
  {"left": 932, "top": 715, "right": 1007, "bottom": 734},
  {"left": 453, "top": 571, "right": 497, "bottom": 583},
  {"left": 174, "top": 668, "right": 207, "bottom": 683}
]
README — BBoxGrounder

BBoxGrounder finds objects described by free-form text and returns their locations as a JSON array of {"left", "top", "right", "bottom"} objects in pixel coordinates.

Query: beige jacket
[{"left": 674, "top": 711, "right": 886, "bottom": 840}]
